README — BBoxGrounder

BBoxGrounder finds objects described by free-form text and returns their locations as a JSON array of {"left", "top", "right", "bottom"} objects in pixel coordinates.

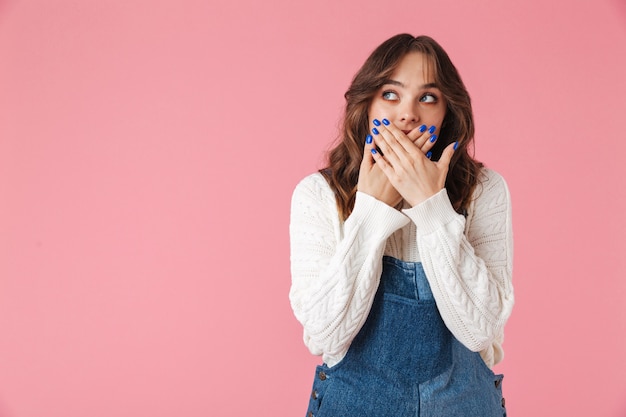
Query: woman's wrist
[{"left": 402, "top": 189, "right": 461, "bottom": 233}]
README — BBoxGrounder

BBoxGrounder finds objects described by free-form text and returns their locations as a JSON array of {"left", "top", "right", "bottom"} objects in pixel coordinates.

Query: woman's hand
[
  {"left": 370, "top": 118, "right": 456, "bottom": 207},
  {"left": 357, "top": 133, "right": 403, "bottom": 208},
  {"left": 404, "top": 123, "right": 440, "bottom": 156}
]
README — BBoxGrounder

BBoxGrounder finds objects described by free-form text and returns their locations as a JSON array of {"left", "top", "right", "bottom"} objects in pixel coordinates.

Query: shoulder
[
  {"left": 466, "top": 168, "right": 512, "bottom": 223},
  {"left": 290, "top": 172, "right": 342, "bottom": 238},
  {"left": 291, "top": 172, "right": 337, "bottom": 215},
  {"left": 293, "top": 172, "right": 332, "bottom": 193},
  {"left": 477, "top": 167, "right": 507, "bottom": 188},
  {"left": 292, "top": 172, "right": 335, "bottom": 203},
  {"left": 465, "top": 168, "right": 513, "bottom": 243},
  {"left": 473, "top": 168, "right": 511, "bottom": 202}
]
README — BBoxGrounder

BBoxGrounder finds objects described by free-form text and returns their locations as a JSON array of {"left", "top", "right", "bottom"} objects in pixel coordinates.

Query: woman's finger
[
  {"left": 413, "top": 125, "right": 434, "bottom": 150},
  {"left": 370, "top": 147, "right": 392, "bottom": 173},
  {"left": 372, "top": 120, "right": 418, "bottom": 169},
  {"left": 371, "top": 124, "right": 402, "bottom": 166},
  {"left": 360, "top": 134, "right": 375, "bottom": 171},
  {"left": 402, "top": 123, "right": 438, "bottom": 155},
  {"left": 406, "top": 124, "right": 428, "bottom": 144},
  {"left": 379, "top": 119, "right": 419, "bottom": 156},
  {"left": 436, "top": 141, "right": 458, "bottom": 172},
  {"left": 419, "top": 126, "right": 439, "bottom": 154}
]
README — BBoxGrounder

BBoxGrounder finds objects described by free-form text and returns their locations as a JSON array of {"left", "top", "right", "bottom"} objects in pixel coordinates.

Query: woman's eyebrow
[{"left": 383, "top": 79, "right": 439, "bottom": 89}]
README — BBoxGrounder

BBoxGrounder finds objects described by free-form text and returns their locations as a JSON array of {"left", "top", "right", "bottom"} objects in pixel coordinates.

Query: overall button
[
  {"left": 311, "top": 390, "right": 318, "bottom": 400},
  {"left": 307, "top": 412, "right": 314, "bottom": 417},
  {"left": 318, "top": 371, "right": 327, "bottom": 381}
]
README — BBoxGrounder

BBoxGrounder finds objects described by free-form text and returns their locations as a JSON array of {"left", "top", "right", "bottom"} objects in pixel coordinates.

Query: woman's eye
[
  {"left": 420, "top": 93, "right": 438, "bottom": 103},
  {"left": 382, "top": 91, "right": 399, "bottom": 101}
]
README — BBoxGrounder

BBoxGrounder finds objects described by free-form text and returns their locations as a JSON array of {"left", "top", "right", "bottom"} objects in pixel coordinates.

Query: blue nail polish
[
  {"left": 373, "top": 119, "right": 381, "bottom": 126},
  {"left": 372, "top": 127, "right": 379, "bottom": 135},
  {"left": 426, "top": 151, "right": 432, "bottom": 159},
  {"left": 419, "top": 125, "right": 427, "bottom": 133},
  {"left": 371, "top": 148, "right": 378, "bottom": 154},
  {"left": 366, "top": 134, "right": 372, "bottom": 144},
  {"left": 430, "top": 135, "right": 437, "bottom": 143},
  {"left": 429, "top": 126, "right": 436, "bottom": 134},
  {"left": 382, "top": 118, "right": 390, "bottom": 126},
  {"left": 453, "top": 141, "right": 459, "bottom": 151}
]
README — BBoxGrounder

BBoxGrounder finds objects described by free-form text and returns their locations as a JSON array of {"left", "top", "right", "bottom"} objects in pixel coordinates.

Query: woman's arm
[
  {"left": 404, "top": 169, "right": 514, "bottom": 354},
  {"left": 289, "top": 173, "right": 409, "bottom": 366}
]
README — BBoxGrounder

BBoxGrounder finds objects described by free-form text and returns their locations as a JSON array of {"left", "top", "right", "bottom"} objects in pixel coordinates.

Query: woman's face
[{"left": 368, "top": 52, "right": 447, "bottom": 140}]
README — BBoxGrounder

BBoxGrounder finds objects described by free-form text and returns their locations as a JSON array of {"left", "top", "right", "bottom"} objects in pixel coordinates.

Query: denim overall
[{"left": 306, "top": 256, "right": 506, "bottom": 417}]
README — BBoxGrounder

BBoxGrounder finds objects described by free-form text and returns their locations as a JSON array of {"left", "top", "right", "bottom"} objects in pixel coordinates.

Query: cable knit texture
[{"left": 289, "top": 168, "right": 514, "bottom": 368}]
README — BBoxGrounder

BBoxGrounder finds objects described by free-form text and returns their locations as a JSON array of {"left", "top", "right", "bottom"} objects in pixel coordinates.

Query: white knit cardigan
[{"left": 289, "top": 168, "right": 514, "bottom": 368}]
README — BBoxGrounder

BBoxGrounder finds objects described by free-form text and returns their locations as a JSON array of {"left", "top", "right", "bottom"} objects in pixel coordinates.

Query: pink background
[{"left": 1, "top": 0, "right": 625, "bottom": 415}]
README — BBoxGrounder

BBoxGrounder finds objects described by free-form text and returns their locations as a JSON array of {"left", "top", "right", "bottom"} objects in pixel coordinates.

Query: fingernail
[
  {"left": 366, "top": 134, "right": 372, "bottom": 144},
  {"left": 419, "top": 125, "right": 427, "bottom": 133},
  {"left": 429, "top": 135, "right": 437, "bottom": 143},
  {"left": 382, "top": 118, "right": 390, "bottom": 126},
  {"left": 371, "top": 148, "right": 378, "bottom": 155},
  {"left": 372, "top": 127, "right": 379, "bottom": 135},
  {"left": 373, "top": 119, "right": 381, "bottom": 126},
  {"left": 453, "top": 141, "right": 458, "bottom": 151},
  {"left": 429, "top": 126, "right": 436, "bottom": 134},
  {"left": 426, "top": 151, "right": 432, "bottom": 159}
]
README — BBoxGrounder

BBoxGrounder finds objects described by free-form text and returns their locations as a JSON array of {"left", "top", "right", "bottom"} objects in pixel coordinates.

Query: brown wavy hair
[{"left": 320, "top": 34, "right": 483, "bottom": 221}]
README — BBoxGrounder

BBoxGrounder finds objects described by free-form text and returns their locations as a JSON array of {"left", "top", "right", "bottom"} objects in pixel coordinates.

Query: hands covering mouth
[{"left": 362, "top": 118, "right": 457, "bottom": 207}]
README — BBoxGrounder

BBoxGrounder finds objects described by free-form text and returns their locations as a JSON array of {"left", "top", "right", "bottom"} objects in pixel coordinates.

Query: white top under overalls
[{"left": 289, "top": 168, "right": 514, "bottom": 369}]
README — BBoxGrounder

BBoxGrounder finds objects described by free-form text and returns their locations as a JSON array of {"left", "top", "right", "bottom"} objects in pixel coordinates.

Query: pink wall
[{"left": 1, "top": 0, "right": 625, "bottom": 415}]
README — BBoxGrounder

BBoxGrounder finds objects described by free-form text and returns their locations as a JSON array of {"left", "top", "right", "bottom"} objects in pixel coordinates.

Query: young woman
[{"left": 289, "top": 34, "right": 514, "bottom": 416}]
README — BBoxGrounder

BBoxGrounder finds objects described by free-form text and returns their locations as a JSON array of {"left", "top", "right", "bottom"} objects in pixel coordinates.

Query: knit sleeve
[
  {"left": 402, "top": 169, "right": 514, "bottom": 355},
  {"left": 289, "top": 173, "right": 410, "bottom": 366}
]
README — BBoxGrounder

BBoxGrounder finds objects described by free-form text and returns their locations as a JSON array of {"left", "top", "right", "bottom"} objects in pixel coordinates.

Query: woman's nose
[{"left": 399, "top": 103, "right": 419, "bottom": 123}]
